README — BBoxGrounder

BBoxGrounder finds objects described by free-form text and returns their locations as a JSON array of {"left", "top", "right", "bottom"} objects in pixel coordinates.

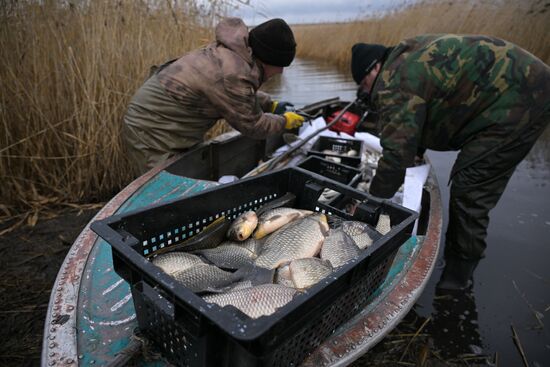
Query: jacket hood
[{"left": 215, "top": 17, "right": 254, "bottom": 65}]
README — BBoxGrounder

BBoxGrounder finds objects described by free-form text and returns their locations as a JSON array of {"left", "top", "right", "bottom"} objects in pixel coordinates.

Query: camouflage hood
[{"left": 215, "top": 17, "right": 254, "bottom": 67}]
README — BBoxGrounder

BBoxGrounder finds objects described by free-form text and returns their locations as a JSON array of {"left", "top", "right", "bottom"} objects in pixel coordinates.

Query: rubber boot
[{"left": 436, "top": 256, "right": 479, "bottom": 291}]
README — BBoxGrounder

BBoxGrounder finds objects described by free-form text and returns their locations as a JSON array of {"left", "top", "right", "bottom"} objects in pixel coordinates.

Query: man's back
[{"left": 374, "top": 34, "right": 550, "bottom": 152}]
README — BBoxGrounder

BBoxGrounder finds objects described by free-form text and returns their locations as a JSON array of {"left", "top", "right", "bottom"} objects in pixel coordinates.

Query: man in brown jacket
[{"left": 123, "top": 17, "right": 304, "bottom": 174}]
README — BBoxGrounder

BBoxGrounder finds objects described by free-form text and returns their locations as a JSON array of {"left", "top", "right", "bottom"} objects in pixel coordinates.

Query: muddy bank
[{"left": 0, "top": 209, "right": 99, "bottom": 367}]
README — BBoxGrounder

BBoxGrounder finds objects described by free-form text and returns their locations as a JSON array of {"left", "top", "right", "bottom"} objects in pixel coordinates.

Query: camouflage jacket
[
  {"left": 124, "top": 17, "right": 285, "bottom": 155},
  {"left": 369, "top": 34, "right": 550, "bottom": 198}
]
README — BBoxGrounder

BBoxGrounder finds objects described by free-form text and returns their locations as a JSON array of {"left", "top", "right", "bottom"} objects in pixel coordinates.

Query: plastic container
[
  {"left": 91, "top": 167, "right": 417, "bottom": 367},
  {"left": 297, "top": 156, "right": 361, "bottom": 186},
  {"left": 307, "top": 136, "right": 363, "bottom": 167}
]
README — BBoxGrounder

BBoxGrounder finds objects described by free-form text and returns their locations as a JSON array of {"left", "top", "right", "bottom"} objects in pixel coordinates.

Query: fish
[
  {"left": 203, "top": 284, "right": 297, "bottom": 318},
  {"left": 171, "top": 264, "right": 235, "bottom": 293},
  {"left": 194, "top": 238, "right": 262, "bottom": 270},
  {"left": 351, "top": 232, "right": 373, "bottom": 249},
  {"left": 255, "top": 214, "right": 329, "bottom": 269},
  {"left": 256, "top": 192, "right": 297, "bottom": 216},
  {"left": 227, "top": 211, "right": 257, "bottom": 241},
  {"left": 150, "top": 216, "right": 230, "bottom": 256},
  {"left": 376, "top": 214, "right": 391, "bottom": 235},
  {"left": 253, "top": 207, "right": 313, "bottom": 239},
  {"left": 275, "top": 262, "right": 294, "bottom": 288},
  {"left": 320, "top": 229, "right": 361, "bottom": 268},
  {"left": 225, "top": 193, "right": 297, "bottom": 242},
  {"left": 341, "top": 220, "right": 369, "bottom": 237},
  {"left": 341, "top": 221, "right": 375, "bottom": 249},
  {"left": 288, "top": 257, "right": 333, "bottom": 289},
  {"left": 151, "top": 252, "right": 205, "bottom": 275}
]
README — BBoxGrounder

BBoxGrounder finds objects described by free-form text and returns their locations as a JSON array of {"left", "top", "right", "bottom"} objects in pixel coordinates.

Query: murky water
[{"left": 262, "top": 58, "right": 550, "bottom": 366}]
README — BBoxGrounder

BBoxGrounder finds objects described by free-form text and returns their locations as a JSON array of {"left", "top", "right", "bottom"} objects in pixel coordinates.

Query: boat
[{"left": 41, "top": 98, "right": 442, "bottom": 367}]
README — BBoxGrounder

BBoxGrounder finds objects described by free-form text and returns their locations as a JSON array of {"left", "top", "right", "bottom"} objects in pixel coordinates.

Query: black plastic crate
[
  {"left": 307, "top": 136, "right": 363, "bottom": 167},
  {"left": 90, "top": 167, "right": 417, "bottom": 367},
  {"left": 297, "top": 155, "right": 361, "bottom": 186}
]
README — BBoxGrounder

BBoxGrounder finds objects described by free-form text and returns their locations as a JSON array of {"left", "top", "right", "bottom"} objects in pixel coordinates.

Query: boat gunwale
[{"left": 41, "top": 120, "right": 443, "bottom": 367}]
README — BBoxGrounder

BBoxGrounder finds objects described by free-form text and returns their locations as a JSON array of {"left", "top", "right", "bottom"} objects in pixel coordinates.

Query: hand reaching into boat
[{"left": 283, "top": 111, "right": 305, "bottom": 130}]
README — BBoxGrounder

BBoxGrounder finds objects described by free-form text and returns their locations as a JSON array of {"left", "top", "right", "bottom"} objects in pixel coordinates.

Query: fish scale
[
  {"left": 321, "top": 229, "right": 361, "bottom": 268},
  {"left": 254, "top": 214, "right": 329, "bottom": 269},
  {"left": 341, "top": 221, "right": 374, "bottom": 249},
  {"left": 376, "top": 214, "right": 392, "bottom": 235},
  {"left": 289, "top": 258, "right": 333, "bottom": 289},
  {"left": 195, "top": 238, "right": 262, "bottom": 269},
  {"left": 172, "top": 264, "right": 234, "bottom": 293},
  {"left": 151, "top": 252, "right": 205, "bottom": 275},
  {"left": 203, "top": 284, "right": 297, "bottom": 318}
]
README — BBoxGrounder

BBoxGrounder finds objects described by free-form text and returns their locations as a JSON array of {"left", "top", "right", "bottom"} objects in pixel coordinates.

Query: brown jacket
[{"left": 124, "top": 17, "right": 285, "bottom": 172}]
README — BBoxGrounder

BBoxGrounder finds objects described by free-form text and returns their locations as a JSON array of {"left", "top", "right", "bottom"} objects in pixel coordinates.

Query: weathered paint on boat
[
  {"left": 42, "top": 118, "right": 442, "bottom": 366},
  {"left": 302, "top": 171, "right": 441, "bottom": 366},
  {"left": 41, "top": 155, "right": 213, "bottom": 366}
]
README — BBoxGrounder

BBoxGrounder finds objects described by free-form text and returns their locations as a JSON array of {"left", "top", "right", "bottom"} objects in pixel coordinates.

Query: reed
[
  {"left": 1, "top": 0, "right": 549, "bottom": 217},
  {"left": 0, "top": 1, "right": 219, "bottom": 216},
  {"left": 294, "top": 0, "right": 550, "bottom": 70}
]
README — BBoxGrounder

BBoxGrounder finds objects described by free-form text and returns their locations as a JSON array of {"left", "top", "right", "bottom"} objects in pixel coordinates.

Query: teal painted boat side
[
  {"left": 42, "top": 128, "right": 442, "bottom": 367},
  {"left": 76, "top": 172, "right": 216, "bottom": 366},
  {"left": 74, "top": 170, "right": 421, "bottom": 366}
]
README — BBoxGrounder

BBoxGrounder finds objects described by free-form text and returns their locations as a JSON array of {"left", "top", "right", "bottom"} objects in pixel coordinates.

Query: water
[{"left": 262, "top": 59, "right": 550, "bottom": 366}]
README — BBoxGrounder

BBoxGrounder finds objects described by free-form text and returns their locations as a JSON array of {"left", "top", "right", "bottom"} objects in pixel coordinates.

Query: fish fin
[
  {"left": 153, "top": 216, "right": 230, "bottom": 255},
  {"left": 232, "top": 264, "right": 276, "bottom": 286},
  {"left": 265, "top": 214, "right": 283, "bottom": 223},
  {"left": 256, "top": 192, "right": 296, "bottom": 216},
  {"left": 200, "top": 286, "right": 230, "bottom": 294}
]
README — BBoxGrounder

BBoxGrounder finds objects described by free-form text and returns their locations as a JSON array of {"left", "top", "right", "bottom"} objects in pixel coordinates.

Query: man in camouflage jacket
[
  {"left": 123, "top": 18, "right": 304, "bottom": 174},
  {"left": 351, "top": 35, "right": 550, "bottom": 289}
]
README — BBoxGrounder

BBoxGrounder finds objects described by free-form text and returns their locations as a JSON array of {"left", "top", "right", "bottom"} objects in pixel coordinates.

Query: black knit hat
[
  {"left": 351, "top": 43, "right": 388, "bottom": 84},
  {"left": 249, "top": 19, "right": 296, "bottom": 67}
]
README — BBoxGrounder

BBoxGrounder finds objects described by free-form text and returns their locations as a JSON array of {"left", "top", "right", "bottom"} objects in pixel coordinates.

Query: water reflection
[
  {"left": 262, "top": 59, "right": 550, "bottom": 365},
  {"left": 428, "top": 287, "right": 483, "bottom": 359},
  {"left": 261, "top": 58, "right": 357, "bottom": 106}
]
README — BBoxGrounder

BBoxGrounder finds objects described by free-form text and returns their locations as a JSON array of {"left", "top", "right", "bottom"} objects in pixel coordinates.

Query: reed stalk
[
  {"left": 0, "top": 0, "right": 223, "bottom": 215},
  {"left": 1, "top": 0, "right": 548, "bottom": 216},
  {"left": 294, "top": 0, "right": 550, "bottom": 70}
]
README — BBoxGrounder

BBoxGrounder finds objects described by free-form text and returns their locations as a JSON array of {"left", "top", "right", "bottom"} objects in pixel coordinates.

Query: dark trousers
[{"left": 445, "top": 115, "right": 549, "bottom": 260}]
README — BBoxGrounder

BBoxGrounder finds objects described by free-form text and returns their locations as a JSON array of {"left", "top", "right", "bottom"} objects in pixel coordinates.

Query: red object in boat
[{"left": 327, "top": 110, "right": 361, "bottom": 136}]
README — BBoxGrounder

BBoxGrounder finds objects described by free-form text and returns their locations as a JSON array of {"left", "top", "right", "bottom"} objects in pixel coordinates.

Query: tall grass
[
  {"left": 1, "top": 0, "right": 549, "bottom": 218},
  {"left": 294, "top": 0, "right": 550, "bottom": 69},
  {"left": 0, "top": 1, "right": 221, "bottom": 217}
]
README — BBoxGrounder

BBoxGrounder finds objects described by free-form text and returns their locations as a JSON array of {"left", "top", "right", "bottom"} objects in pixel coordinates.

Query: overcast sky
[{"left": 229, "top": 0, "right": 406, "bottom": 25}]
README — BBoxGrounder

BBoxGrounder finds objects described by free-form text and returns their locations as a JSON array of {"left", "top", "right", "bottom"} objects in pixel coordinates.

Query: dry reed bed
[
  {"left": 0, "top": 1, "right": 213, "bottom": 220},
  {"left": 1, "top": 0, "right": 549, "bottom": 220},
  {"left": 294, "top": 0, "right": 550, "bottom": 70}
]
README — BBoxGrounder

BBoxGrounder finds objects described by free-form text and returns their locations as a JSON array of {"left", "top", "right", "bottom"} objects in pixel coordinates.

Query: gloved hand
[
  {"left": 283, "top": 112, "right": 305, "bottom": 130},
  {"left": 272, "top": 100, "right": 294, "bottom": 115}
]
